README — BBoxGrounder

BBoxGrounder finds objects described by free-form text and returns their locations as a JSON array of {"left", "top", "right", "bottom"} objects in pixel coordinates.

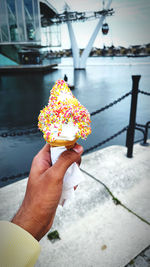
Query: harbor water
[{"left": 0, "top": 56, "right": 150, "bottom": 186}]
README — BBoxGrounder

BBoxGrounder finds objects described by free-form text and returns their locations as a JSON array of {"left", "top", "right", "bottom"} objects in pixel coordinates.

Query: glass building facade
[
  {"left": 41, "top": 24, "right": 61, "bottom": 47},
  {"left": 0, "top": 0, "right": 41, "bottom": 44}
]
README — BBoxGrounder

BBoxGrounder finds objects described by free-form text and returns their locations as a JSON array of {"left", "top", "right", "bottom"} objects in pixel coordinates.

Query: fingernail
[{"left": 73, "top": 144, "right": 83, "bottom": 154}]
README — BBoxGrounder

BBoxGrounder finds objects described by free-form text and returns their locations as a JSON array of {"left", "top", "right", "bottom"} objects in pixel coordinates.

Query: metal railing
[
  {"left": 126, "top": 76, "right": 150, "bottom": 157},
  {"left": 0, "top": 75, "right": 150, "bottom": 185}
]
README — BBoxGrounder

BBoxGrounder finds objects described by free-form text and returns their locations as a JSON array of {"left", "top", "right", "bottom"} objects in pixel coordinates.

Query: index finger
[{"left": 40, "top": 143, "right": 50, "bottom": 154}]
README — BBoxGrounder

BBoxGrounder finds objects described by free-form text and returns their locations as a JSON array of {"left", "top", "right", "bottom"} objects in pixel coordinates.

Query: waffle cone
[{"left": 50, "top": 137, "right": 78, "bottom": 149}]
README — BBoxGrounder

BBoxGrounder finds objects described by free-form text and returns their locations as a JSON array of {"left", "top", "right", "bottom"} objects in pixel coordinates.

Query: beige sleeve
[{"left": 0, "top": 221, "right": 41, "bottom": 267}]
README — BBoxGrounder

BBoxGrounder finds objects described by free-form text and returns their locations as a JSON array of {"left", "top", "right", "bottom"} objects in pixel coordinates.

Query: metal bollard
[
  {"left": 126, "top": 75, "right": 141, "bottom": 158},
  {"left": 141, "top": 121, "right": 150, "bottom": 146}
]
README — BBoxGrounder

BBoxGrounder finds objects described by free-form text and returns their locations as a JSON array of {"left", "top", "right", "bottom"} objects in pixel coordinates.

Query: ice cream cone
[
  {"left": 38, "top": 80, "right": 91, "bottom": 206},
  {"left": 49, "top": 137, "right": 78, "bottom": 149}
]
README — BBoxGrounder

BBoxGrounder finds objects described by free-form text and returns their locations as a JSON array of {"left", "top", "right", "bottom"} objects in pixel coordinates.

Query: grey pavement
[{"left": 0, "top": 141, "right": 150, "bottom": 267}]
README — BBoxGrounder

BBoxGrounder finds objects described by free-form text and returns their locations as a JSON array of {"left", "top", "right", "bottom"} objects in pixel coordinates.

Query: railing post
[
  {"left": 126, "top": 75, "right": 141, "bottom": 158},
  {"left": 141, "top": 121, "right": 150, "bottom": 146}
]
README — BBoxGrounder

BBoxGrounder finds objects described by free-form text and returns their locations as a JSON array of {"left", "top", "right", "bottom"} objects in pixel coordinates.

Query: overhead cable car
[
  {"left": 101, "top": 0, "right": 109, "bottom": 35},
  {"left": 102, "top": 22, "right": 109, "bottom": 35}
]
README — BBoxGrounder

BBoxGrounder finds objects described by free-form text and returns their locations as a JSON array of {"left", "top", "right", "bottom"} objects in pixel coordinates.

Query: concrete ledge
[{"left": 0, "top": 142, "right": 150, "bottom": 267}]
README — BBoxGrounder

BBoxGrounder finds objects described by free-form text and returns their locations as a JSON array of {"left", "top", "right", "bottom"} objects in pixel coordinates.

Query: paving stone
[
  {"left": 144, "top": 247, "right": 150, "bottom": 260},
  {"left": 134, "top": 255, "right": 149, "bottom": 267},
  {"left": 126, "top": 247, "right": 150, "bottom": 267}
]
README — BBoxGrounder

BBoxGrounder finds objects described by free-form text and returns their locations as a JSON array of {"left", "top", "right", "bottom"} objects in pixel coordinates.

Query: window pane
[
  {"left": 33, "top": 0, "right": 41, "bottom": 41},
  {"left": 6, "top": 0, "right": 19, "bottom": 41},
  {"left": 15, "top": 0, "right": 26, "bottom": 41},
  {"left": 0, "top": 0, "right": 9, "bottom": 42}
]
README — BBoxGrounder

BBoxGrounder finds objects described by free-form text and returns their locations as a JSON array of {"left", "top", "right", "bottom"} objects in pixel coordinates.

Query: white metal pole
[{"left": 67, "top": 21, "right": 80, "bottom": 69}]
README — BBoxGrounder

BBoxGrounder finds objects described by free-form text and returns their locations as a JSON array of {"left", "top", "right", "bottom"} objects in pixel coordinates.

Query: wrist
[
  {"left": 11, "top": 205, "right": 42, "bottom": 241},
  {"left": 11, "top": 203, "right": 55, "bottom": 241}
]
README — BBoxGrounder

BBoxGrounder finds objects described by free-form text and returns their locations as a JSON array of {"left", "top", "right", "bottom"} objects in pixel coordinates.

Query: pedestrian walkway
[{"left": 0, "top": 141, "right": 150, "bottom": 267}]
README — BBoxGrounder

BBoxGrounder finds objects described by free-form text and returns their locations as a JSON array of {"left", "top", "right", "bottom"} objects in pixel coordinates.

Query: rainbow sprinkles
[{"left": 38, "top": 79, "right": 91, "bottom": 143}]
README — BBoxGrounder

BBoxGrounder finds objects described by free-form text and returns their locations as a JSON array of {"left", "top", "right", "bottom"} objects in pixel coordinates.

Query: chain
[
  {"left": 136, "top": 123, "right": 150, "bottom": 128},
  {"left": 0, "top": 88, "right": 149, "bottom": 185},
  {"left": 0, "top": 128, "right": 39, "bottom": 138},
  {"left": 0, "top": 171, "right": 29, "bottom": 185},
  {"left": 0, "top": 89, "right": 149, "bottom": 138},
  {"left": 136, "top": 123, "right": 146, "bottom": 128},
  {"left": 90, "top": 91, "right": 131, "bottom": 116},
  {"left": 83, "top": 126, "right": 128, "bottom": 154},
  {"left": 138, "top": 90, "right": 150, "bottom": 96},
  {"left": 0, "top": 92, "right": 131, "bottom": 138},
  {"left": 0, "top": 126, "right": 128, "bottom": 185}
]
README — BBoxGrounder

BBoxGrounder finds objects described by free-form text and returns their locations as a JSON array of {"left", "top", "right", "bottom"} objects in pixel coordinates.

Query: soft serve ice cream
[
  {"left": 38, "top": 79, "right": 91, "bottom": 205},
  {"left": 38, "top": 79, "right": 91, "bottom": 146}
]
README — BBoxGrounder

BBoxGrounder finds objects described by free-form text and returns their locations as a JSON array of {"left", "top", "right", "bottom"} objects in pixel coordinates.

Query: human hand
[{"left": 12, "top": 143, "right": 83, "bottom": 241}]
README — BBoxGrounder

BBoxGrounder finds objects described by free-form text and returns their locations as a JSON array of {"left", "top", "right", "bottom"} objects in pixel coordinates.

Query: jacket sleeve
[{"left": 0, "top": 221, "right": 41, "bottom": 267}]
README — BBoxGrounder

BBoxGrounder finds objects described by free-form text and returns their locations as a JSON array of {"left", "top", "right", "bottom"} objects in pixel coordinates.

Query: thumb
[{"left": 51, "top": 144, "right": 83, "bottom": 180}]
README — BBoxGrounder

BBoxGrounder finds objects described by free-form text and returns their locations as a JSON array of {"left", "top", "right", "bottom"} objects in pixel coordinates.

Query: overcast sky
[{"left": 49, "top": 0, "right": 150, "bottom": 48}]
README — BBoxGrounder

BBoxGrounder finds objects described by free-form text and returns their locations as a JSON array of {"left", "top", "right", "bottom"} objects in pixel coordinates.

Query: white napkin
[{"left": 50, "top": 146, "right": 84, "bottom": 206}]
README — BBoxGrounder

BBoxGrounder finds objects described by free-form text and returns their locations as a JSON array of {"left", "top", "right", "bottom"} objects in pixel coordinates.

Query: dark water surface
[{"left": 0, "top": 57, "right": 150, "bottom": 186}]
